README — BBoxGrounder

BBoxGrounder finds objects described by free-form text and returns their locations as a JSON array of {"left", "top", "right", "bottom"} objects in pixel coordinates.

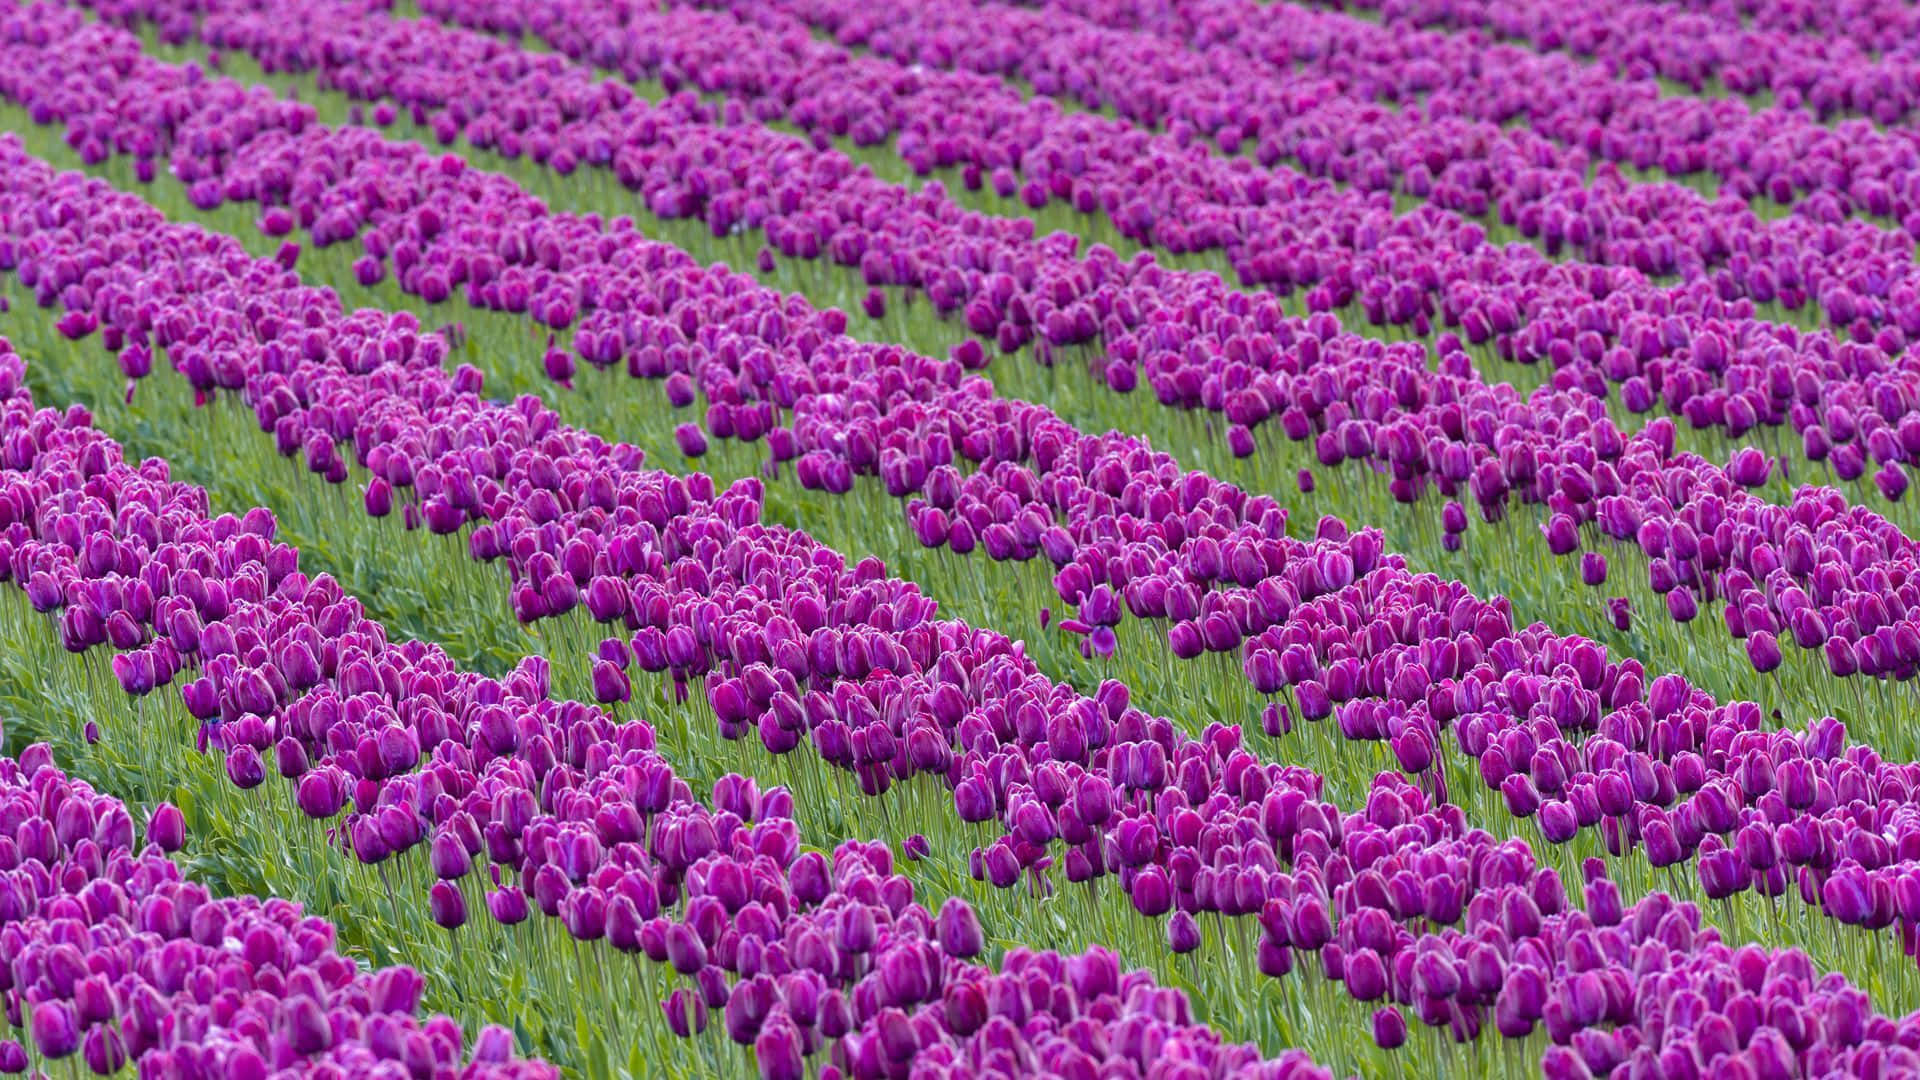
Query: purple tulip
[
  {"left": 488, "top": 887, "right": 530, "bottom": 927},
  {"left": 226, "top": 745, "right": 267, "bottom": 790},
  {"left": 1666, "top": 587, "right": 1698, "bottom": 623},
  {"left": 1372, "top": 1007, "right": 1408, "bottom": 1050},
  {"left": 147, "top": 801, "right": 185, "bottom": 853},
  {"left": 29, "top": 1001, "right": 77, "bottom": 1059},
  {"left": 662, "top": 989, "right": 709, "bottom": 1039},
  {"left": 1580, "top": 552, "right": 1607, "bottom": 587}
]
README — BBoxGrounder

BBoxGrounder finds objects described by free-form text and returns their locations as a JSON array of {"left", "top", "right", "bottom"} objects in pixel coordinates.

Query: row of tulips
[
  {"left": 885, "top": 0, "right": 1920, "bottom": 234},
  {"left": 1298, "top": 0, "right": 1920, "bottom": 125},
  {"left": 1636, "top": 0, "right": 1920, "bottom": 57},
  {"left": 7, "top": 160, "right": 1920, "bottom": 1080}
]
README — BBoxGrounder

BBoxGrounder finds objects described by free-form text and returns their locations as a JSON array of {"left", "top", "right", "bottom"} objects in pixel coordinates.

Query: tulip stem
[{"left": 379, "top": 865, "right": 402, "bottom": 930}]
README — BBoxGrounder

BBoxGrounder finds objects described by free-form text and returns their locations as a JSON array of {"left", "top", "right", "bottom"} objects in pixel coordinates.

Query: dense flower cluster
[{"left": 0, "top": 0, "right": 1916, "bottom": 1074}]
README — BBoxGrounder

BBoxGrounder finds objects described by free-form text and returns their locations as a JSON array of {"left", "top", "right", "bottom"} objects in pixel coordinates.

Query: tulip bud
[
  {"left": 431, "top": 830, "right": 469, "bottom": 880},
  {"left": 1666, "top": 587, "right": 1697, "bottom": 623},
  {"left": 30, "top": 1000, "right": 78, "bottom": 1059},
  {"left": 1580, "top": 552, "right": 1607, "bottom": 587},
  {"left": 1543, "top": 514, "right": 1578, "bottom": 555},
  {"left": 226, "top": 746, "right": 266, "bottom": 790},
  {"left": 1166, "top": 911, "right": 1202, "bottom": 955},
  {"left": 487, "top": 887, "right": 529, "bottom": 926},
  {"left": 937, "top": 898, "right": 983, "bottom": 959},
  {"left": 1372, "top": 1007, "right": 1407, "bottom": 1050},
  {"left": 471, "top": 1026, "right": 515, "bottom": 1065},
  {"left": 755, "top": 1020, "right": 803, "bottom": 1080},
  {"left": 1746, "top": 631, "right": 1783, "bottom": 674},
  {"left": 430, "top": 881, "right": 467, "bottom": 930},
  {"left": 81, "top": 1025, "right": 126, "bottom": 1076},
  {"left": 591, "top": 659, "right": 632, "bottom": 704},
  {"left": 662, "top": 989, "right": 708, "bottom": 1038},
  {"left": 146, "top": 802, "right": 185, "bottom": 853},
  {"left": 296, "top": 770, "right": 344, "bottom": 820}
]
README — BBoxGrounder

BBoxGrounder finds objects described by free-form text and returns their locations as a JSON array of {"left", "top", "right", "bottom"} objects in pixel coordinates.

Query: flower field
[{"left": 2, "top": 0, "right": 1920, "bottom": 1075}]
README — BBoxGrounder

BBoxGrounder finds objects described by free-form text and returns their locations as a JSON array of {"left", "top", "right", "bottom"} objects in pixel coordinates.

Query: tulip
[
  {"left": 1131, "top": 867, "right": 1173, "bottom": 918},
  {"left": 1666, "top": 587, "right": 1698, "bottom": 623},
  {"left": 1580, "top": 552, "right": 1607, "bottom": 587},
  {"left": 472, "top": 1026, "right": 515, "bottom": 1065},
  {"left": 1166, "top": 911, "right": 1202, "bottom": 955},
  {"left": 147, "top": 802, "right": 185, "bottom": 853},
  {"left": 662, "top": 989, "right": 709, "bottom": 1038},
  {"left": 1372, "top": 1007, "right": 1408, "bottom": 1050},
  {"left": 1542, "top": 514, "right": 1578, "bottom": 555},
  {"left": 591, "top": 659, "right": 631, "bottom": 704},
  {"left": 82, "top": 1026, "right": 126, "bottom": 1076},
  {"left": 30, "top": 1000, "right": 78, "bottom": 1059},
  {"left": 488, "top": 887, "right": 530, "bottom": 926},
  {"left": 296, "top": 771, "right": 344, "bottom": 820},
  {"left": 1747, "top": 631, "right": 1783, "bottom": 674},
  {"left": 1345, "top": 947, "right": 1388, "bottom": 1002},
  {"left": 226, "top": 745, "right": 267, "bottom": 790},
  {"left": 755, "top": 1021, "right": 803, "bottom": 1080},
  {"left": 431, "top": 830, "right": 470, "bottom": 880}
]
